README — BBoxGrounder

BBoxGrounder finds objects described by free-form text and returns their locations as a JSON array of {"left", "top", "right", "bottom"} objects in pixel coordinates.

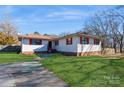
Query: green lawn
[
  {"left": 42, "top": 54, "right": 124, "bottom": 87},
  {"left": 0, "top": 53, "right": 37, "bottom": 63}
]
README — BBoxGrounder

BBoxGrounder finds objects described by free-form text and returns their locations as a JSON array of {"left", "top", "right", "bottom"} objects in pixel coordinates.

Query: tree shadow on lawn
[
  {"left": 42, "top": 57, "right": 124, "bottom": 86},
  {"left": 76, "top": 59, "right": 124, "bottom": 86},
  {"left": 43, "top": 56, "right": 124, "bottom": 67}
]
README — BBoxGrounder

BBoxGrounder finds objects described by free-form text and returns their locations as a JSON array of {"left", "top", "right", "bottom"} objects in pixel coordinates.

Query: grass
[
  {"left": 42, "top": 53, "right": 124, "bottom": 87},
  {"left": 0, "top": 53, "right": 37, "bottom": 63}
]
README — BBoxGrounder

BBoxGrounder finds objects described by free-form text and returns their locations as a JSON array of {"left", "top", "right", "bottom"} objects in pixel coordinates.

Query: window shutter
[
  {"left": 94, "top": 38, "right": 96, "bottom": 44},
  {"left": 87, "top": 37, "right": 89, "bottom": 44},
  {"left": 71, "top": 37, "right": 72, "bottom": 44},
  {"left": 80, "top": 36, "right": 82, "bottom": 44},
  {"left": 29, "top": 39, "right": 32, "bottom": 45},
  {"left": 66, "top": 38, "right": 68, "bottom": 45}
]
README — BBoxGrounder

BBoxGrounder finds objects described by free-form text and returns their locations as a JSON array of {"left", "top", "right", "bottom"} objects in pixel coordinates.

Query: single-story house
[{"left": 18, "top": 32, "right": 101, "bottom": 56}]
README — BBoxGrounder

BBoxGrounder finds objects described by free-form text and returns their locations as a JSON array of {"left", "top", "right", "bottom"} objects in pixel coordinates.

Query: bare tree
[
  {"left": 59, "top": 32, "right": 71, "bottom": 37},
  {"left": 84, "top": 8, "right": 124, "bottom": 54},
  {"left": 0, "top": 19, "right": 18, "bottom": 45},
  {"left": 107, "top": 9, "right": 124, "bottom": 53},
  {"left": 108, "top": 15, "right": 119, "bottom": 53},
  {"left": 84, "top": 12, "right": 110, "bottom": 52}
]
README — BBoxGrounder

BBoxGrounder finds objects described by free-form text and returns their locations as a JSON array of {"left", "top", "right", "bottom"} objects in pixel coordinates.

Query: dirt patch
[{"left": 102, "top": 53, "right": 124, "bottom": 59}]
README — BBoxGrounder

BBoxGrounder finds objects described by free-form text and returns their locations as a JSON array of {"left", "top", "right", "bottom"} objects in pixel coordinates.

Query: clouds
[
  {"left": 0, "top": 5, "right": 115, "bottom": 34},
  {"left": 46, "top": 11, "right": 84, "bottom": 20},
  {"left": 0, "top": 5, "right": 114, "bottom": 23},
  {"left": 37, "top": 5, "right": 113, "bottom": 22},
  {"left": 13, "top": 10, "right": 85, "bottom": 24},
  {"left": 47, "top": 11, "right": 82, "bottom": 17}
]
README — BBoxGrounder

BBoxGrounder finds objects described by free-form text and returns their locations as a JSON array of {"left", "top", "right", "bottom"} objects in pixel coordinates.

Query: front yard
[
  {"left": 0, "top": 53, "right": 124, "bottom": 87},
  {"left": 0, "top": 53, "right": 37, "bottom": 63},
  {"left": 42, "top": 54, "right": 124, "bottom": 87}
]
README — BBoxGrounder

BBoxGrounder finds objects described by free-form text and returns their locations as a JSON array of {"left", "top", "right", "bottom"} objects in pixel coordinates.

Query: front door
[{"left": 48, "top": 41, "right": 52, "bottom": 52}]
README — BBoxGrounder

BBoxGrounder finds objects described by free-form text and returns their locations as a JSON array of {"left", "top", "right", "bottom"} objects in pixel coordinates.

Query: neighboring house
[{"left": 18, "top": 32, "right": 101, "bottom": 56}]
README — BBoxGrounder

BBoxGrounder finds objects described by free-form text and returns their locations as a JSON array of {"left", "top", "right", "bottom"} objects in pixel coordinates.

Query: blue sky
[{"left": 0, "top": 5, "right": 116, "bottom": 35}]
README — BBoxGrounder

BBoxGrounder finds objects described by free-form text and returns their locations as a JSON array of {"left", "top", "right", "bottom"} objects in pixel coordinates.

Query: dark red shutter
[
  {"left": 66, "top": 38, "right": 68, "bottom": 45},
  {"left": 29, "top": 39, "right": 32, "bottom": 45},
  {"left": 80, "top": 36, "right": 82, "bottom": 44},
  {"left": 94, "top": 38, "right": 96, "bottom": 44},
  {"left": 71, "top": 37, "right": 72, "bottom": 44},
  {"left": 87, "top": 37, "right": 89, "bottom": 44}
]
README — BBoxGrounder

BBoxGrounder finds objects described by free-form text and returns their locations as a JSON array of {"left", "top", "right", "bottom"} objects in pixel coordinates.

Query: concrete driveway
[{"left": 0, "top": 61, "right": 67, "bottom": 87}]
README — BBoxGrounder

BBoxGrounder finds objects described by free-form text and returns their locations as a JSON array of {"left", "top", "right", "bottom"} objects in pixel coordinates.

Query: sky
[{"left": 0, "top": 5, "right": 116, "bottom": 35}]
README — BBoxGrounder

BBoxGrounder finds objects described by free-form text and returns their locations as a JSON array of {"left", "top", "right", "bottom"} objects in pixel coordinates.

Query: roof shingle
[{"left": 18, "top": 34, "right": 58, "bottom": 40}]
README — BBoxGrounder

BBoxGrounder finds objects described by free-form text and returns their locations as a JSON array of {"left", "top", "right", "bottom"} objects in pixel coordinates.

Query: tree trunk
[
  {"left": 113, "top": 42, "right": 117, "bottom": 53},
  {"left": 120, "top": 37, "right": 123, "bottom": 53},
  {"left": 120, "top": 42, "right": 123, "bottom": 53},
  {"left": 101, "top": 39, "right": 105, "bottom": 54}
]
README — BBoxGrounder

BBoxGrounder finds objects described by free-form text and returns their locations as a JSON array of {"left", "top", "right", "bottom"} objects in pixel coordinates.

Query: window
[
  {"left": 80, "top": 37, "right": 89, "bottom": 44},
  {"left": 32, "top": 39, "right": 42, "bottom": 45},
  {"left": 22, "top": 38, "right": 29, "bottom": 45},
  {"left": 66, "top": 37, "right": 72, "bottom": 45},
  {"left": 94, "top": 38, "right": 100, "bottom": 45},
  {"left": 55, "top": 40, "right": 59, "bottom": 46}
]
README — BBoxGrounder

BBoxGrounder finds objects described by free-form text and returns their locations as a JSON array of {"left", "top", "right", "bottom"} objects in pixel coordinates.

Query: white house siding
[
  {"left": 55, "top": 36, "right": 101, "bottom": 54},
  {"left": 77, "top": 38, "right": 101, "bottom": 53},
  {"left": 22, "top": 39, "right": 48, "bottom": 53},
  {"left": 55, "top": 36, "right": 79, "bottom": 53},
  {"left": 21, "top": 35, "right": 101, "bottom": 55}
]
